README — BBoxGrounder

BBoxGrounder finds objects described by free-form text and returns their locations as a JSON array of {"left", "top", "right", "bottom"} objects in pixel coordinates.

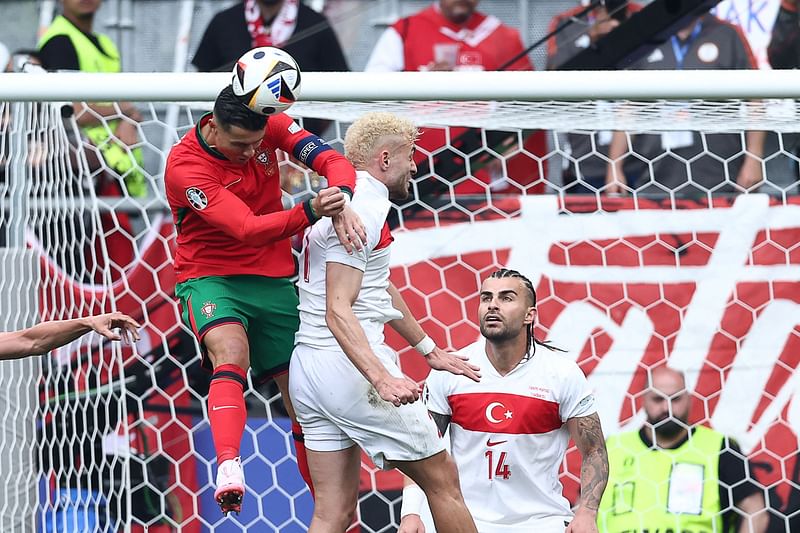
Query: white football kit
[
  {"left": 424, "top": 340, "right": 596, "bottom": 532},
  {"left": 290, "top": 171, "right": 443, "bottom": 467}
]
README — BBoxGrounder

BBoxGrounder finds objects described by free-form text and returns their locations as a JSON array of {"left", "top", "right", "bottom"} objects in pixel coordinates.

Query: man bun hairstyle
[{"left": 213, "top": 85, "right": 268, "bottom": 132}]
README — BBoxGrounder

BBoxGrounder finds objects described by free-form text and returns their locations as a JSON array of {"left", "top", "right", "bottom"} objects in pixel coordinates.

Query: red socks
[
  {"left": 291, "top": 421, "right": 315, "bottom": 497},
  {"left": 209, "top": 364, "right": 248, "bottom": 464}
]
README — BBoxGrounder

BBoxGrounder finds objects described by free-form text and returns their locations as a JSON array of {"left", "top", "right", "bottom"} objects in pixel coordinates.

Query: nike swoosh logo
[
  {"left": 486, "top": 439, "right": 507, "bottom": 447},
  {"left": 211, "top": 405, "right": 238, "bottom": 411}
]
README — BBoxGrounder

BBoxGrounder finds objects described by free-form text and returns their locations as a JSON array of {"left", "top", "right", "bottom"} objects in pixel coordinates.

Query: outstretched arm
[
  {"left": 387, "top": 283, "right": 480, "bottom": 382},
  {"left": 0, "top": 312, "right": 141, "bottom": 360},
  {"left": 566, "top": 413, "right": 609, "bottom": 533},
  {"left": 326, "top": 262, "right": 420, "bottom": 406}
]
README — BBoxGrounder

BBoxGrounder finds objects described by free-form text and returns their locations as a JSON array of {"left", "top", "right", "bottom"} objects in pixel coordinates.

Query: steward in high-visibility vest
[
  {"left": 38, "top": 15, "right": 146, "bottom": 197},
  {"left": 598, "top": 425, "right": 764, "bottom": 533}
]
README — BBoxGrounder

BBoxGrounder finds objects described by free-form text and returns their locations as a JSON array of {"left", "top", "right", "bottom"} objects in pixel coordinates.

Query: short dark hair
[{"left": 213, "top": 85, "right": 267, "bottom": 132}]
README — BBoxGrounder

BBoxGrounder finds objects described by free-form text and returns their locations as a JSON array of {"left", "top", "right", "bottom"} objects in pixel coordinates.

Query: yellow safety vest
[
  {"left": 598, "top": 426, "right": 727, "bottom": 533},
  {"left": 38, "top": 15, "right": 146, "bottom": 197}
]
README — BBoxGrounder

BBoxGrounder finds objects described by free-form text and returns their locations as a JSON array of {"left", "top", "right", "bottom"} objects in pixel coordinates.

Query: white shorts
[{"left": 289, "top": 343, "right": 444, "bottom": 469}]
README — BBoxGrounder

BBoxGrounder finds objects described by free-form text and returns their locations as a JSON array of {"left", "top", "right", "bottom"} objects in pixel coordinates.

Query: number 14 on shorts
[{"left": 485, "top": 449, "right": 512, "bottom": 480}]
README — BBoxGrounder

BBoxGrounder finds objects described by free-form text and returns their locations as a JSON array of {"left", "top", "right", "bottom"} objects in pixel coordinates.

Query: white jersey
[
  {"left": 424, "top": 340, "right": 596, "bottom": 531},
  {"left": 295, "top": 171, "right": 402, "bottom": 349}
]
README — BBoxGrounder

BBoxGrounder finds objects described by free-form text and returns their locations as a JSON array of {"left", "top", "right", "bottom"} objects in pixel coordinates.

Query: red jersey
[
  {"left": 366, "top": 5, "right": 545, "bottom": 194},
  {"left": 387, "top": 5, "right": 531, "bottom": 72},
  {"left": 165, "top": 112, "right": 355, "bottom": 283}
]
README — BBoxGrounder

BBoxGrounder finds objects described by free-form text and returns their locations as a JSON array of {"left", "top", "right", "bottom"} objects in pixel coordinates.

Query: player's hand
[
  {"left": 333, "top": 204, "right": 367, "bottom": 254},
  {"left": 604, "top": 163, "right": 627, "bottom": 195},
  {"left": 375, "top": 375, "right": 420, "bottom": 407},
  {"left": 398, "top": 514, "right": 426, "bottom": 533},
  {"left": 89, "top": 312, "right": 141, "bottom": 343},
  {"left": 114, "top": 120, "right": 139, "bottom": 147},
  {"left": 735, "top": 155, "right": 764, "bottom": 191},
  {"left": 565, "top": 507, "right": 599, "bottom": 533},
  {"left": 312, "top": 186, "right": 347, "bottom": 218},
  {"left": 425, "top": 347, "right": 481, "bottom": 383},
  {"left": 588, "top": 15, "right": 619, "bottom": 43},
  {"left": 426, "top": 61, "right": 454, "bottom": 71}
]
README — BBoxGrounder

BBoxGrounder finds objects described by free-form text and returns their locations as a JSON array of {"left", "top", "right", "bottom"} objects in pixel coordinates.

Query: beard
[
  {"left": 648, "top": 414, "right": 688, "bottom": 438},
  {"left": 479, "top": 320, "right": 520, "bottom": 343},
  {"left": 388, "top": 179, "right": 410, "bottom": 201}
]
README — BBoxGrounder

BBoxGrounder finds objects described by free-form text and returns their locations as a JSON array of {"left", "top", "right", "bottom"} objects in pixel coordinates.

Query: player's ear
[
  {"left": 524, "top": 306, "right": 536, "bottom": 325},
  {"left": 381, "top": 150, "right": 390, "bottom": 171}
]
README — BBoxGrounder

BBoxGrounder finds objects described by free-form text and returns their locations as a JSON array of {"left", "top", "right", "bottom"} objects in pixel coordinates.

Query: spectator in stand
[
  {"left": 365, "top": 0, "right": 547, "bottom": 196},
  {"left": 38, "top": 0, "right": 146, "bottom": 199},
  {"left": 193, "top": 0, "right": 348, "bottom": 73},
  {"left": 768, "top": 1, "right": 800, "bottom": 69},
  {"left": 765, "top": 1, "right": 800, "bottom": 196},
  {"left": 598, "top": 367, "right": 768, "bottom": 533},
  {"left": 605, "top": 12, "right": 765, "bottom": 197},
  {"left": 546, "top": 1, "right": 646, "bottom": 194},
  {"left": 38, "top": 0, "right": 145, "bottom": 281},
  {"left": 192, "top": 0, "right": 348, "bottom": 137}
]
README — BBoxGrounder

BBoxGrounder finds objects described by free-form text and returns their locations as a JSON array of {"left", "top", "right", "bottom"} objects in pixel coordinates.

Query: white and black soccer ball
[{"left": 231, "top": 47, "right": 302, "bottom": 116}]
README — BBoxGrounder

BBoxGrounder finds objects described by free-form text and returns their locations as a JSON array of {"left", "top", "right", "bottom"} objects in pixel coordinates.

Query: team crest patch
[
  {"left": 200, "top": 301, "right": 216, "bottom": 318},
  {"left": 256, "top": 151, "right": 270, "bottom": 166},
  {"left": 186, "top": 187, "right": 208, "bottom": 210}
]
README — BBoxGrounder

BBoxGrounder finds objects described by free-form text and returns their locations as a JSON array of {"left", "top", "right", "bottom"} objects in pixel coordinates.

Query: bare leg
[
  {"left": 306, "top": 446, "right": 361, "bottom": 533},
  {"left": 395, "top": 450, "right": 477, "bottom": 533},
  {"left": 273, "top": 372, "right": 297, "bottom": 422}
]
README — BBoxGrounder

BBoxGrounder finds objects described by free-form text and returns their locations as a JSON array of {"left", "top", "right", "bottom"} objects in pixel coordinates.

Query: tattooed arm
[{"left": 565, "top": 413, "right": 609, "bottom": 533}]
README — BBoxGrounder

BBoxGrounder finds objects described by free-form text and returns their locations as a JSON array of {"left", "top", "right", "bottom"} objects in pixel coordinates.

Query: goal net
[{"left": 0, "top": 71, "right": 798, "bottom": 532}]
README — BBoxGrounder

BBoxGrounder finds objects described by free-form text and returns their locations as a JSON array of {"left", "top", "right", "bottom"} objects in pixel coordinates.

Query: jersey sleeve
[
  {"left": 323, "top": 195, "right": 383, "bottom": 270},
  {"left": 191, "top": 14, "right": 224, "bottom": 71},
  {"left": 268, "top": 113, "right": 356, "bottom": 197},
  {"left": 768, "top": 2, "right": 800, "bottom": 69},
  {"left": 38, "top": 35, "right": 80, "bottom": 71},
  {"left": 423, "top": 369, "right": 452, "bottom": 416},
  {"left": 727, "top": 22, "right": 758, "bottom": 70},
  {"left": 168, "top": 159, "right": 313, "bottom": 246},
  {"left": 364, "top": 27, "right": 405, "bottom": 72},
  {"left": 559, "top": 359, "right": 596, "bottom": 421}
]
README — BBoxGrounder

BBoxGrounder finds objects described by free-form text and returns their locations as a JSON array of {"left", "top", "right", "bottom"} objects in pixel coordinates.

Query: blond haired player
[{"left": 290, "top": 112, "right": 481, "bottom": 533}]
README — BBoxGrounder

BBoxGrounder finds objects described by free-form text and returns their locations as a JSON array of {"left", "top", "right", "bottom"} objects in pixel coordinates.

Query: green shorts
[{"left": 175, "top": 275, "right": 300, "bottom": 383}]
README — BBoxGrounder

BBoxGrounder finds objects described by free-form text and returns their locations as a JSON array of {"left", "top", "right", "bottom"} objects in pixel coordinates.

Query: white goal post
[{"left": 0, "top": 70, "right": 798, "bottom": 533}]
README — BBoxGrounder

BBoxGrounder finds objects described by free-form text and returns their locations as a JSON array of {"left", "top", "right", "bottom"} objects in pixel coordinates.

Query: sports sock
[
  {"left": 209, "top": 364, "right": 248, "bottom": 464},
  {"left": 291, "top": 421, "right": 315, "bottom": 498}
]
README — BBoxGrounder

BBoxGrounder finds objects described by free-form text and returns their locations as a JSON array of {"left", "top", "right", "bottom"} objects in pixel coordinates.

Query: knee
[
  {"left": 420, "top": 454, "right": 464, "bottom": 499},
  {"left": 208, "top": 342, "right": 250, "bottom": 370},
  {"left": 313, "top": 502, "right": 357, "bottom": 530}
]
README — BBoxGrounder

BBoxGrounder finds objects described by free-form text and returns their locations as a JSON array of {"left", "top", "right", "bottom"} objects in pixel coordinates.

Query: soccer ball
[{"left": 231, "top": 47, "right": 302, "bottom": 116}]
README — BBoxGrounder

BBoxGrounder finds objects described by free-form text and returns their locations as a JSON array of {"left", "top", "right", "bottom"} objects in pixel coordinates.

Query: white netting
[{"left": 0, "top": 77, "right": 798, "bottom": 532}]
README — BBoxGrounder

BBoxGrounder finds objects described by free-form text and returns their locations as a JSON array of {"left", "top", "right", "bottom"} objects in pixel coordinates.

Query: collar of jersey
[
  {"left": 195, "top": 112, "right": 228, "bottom": 161},
  {"left": 356, "top": 170, "right": 390, "bottom": 198},
  {"left": 355, "top": 171, "right": 393, "bottom": 224}
]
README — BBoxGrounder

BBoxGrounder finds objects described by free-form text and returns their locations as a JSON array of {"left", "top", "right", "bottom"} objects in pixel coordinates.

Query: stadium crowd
[{"left": 2, "top": 0, "right": 799, "bottom": 201}]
